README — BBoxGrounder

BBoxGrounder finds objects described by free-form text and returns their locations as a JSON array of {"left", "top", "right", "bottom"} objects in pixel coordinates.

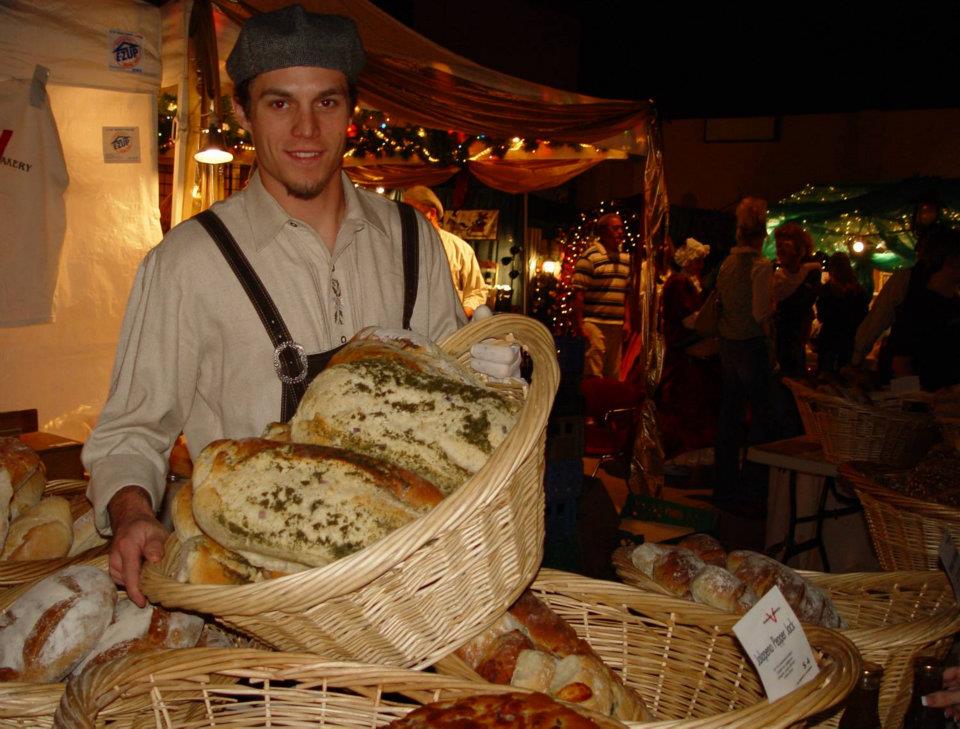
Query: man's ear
[{"left": 232, "top": 97, "right": 252, "bottom": 132}]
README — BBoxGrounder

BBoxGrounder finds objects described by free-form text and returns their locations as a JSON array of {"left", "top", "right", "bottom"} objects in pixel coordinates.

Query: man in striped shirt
[{"left": 573, "top": 213, "right": 631, "bottom": 379}]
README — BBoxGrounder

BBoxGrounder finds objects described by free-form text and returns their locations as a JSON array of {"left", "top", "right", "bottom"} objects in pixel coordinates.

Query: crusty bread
[
  {"left": 2, "top": 496, "right": 73, "bottom": 561},
  {"left": 0, "top": 565, "right": 116, "bottom": 682},
  {"left": 651, "top": 547, "right": 705, "bottom": 598},
  {"left": 677, "top": 533, "right": 727, "bottom": 567},
  {"left": 74, "top": 598, "right": 204, "bottom": 674},
  {"left": 385, "top": 691, "right": 628, "bottom": 729},
  {"left": 0, "top": 437, "right": 45, "bottom": 521},
  {"left": 455, "top": 590, "right": 652, "bottom": 722},
  {"left": 171, "top": 481, "right": 202, "bottom": 542},
  {"left": 67, "top": 506, "right": 107, "bottom": 557},
  {"left": 191, "top": 438, "right": 445, "bottom": 571},
  {"left": 689, "top": 565, "right": 757, "bottom": 614},
  {"left": 175, "top": 535, "right": 270, "bottom": 585},
  {"left": 628, "top": 542, "right": 671, "bottom": 577},
  {"left": 289, "top": 330, "right": 521, "bottom": 495}
]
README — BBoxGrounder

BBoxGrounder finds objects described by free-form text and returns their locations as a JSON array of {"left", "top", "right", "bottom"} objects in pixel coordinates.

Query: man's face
[
  {"left": 599, "top": 216, "right": 625, "bottom": 249},
  {"left": 234, "top": 65, "right": 351, "bottom": 202},
  {"left": 406, "top": 200, "right": 440, "bottom": 228}
]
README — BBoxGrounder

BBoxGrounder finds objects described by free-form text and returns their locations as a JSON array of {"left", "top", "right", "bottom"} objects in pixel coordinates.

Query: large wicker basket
[
  {"left": 613, "top": 547, "right": 959, "bottom": 728},
  {"left": 841, "top": 461, "right": 960, "bottom": 571},
  {"left": 0, "top": 480, "right": 108, "bottom": 588},
  {"left": 783, "top": 380, "right": 941, "bottom": 468},
  {"left": 55, "top": 572, "right": 859, "bottom": 728},
  {"left": 139, "top": 314, "right": 559, "bottom": 669},
  {"left": 0, "top": 553, "right": 109, "bottom": 728}
]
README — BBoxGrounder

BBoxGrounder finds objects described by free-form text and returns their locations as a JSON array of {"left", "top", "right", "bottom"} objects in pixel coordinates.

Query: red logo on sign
[
  {"left": 762, "top": 607, "right": 781, "bottom": 625},
  {"left": 0, "top": 130, "right": 12, "bottom": 158}
]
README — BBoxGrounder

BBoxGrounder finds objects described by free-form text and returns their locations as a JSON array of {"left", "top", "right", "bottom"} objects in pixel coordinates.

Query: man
[
  {"left": 572, "top": 213, "right": 631, "bottom": 379},
  {"left": 402, "top": 185, "right": 488, "bottom": 318},
  {"left": 81, "top": 6, "right": 465, "bottom": 606}
]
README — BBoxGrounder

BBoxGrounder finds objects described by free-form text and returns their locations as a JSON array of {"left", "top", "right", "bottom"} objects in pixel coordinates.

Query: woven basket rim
[
  {"left": 141, "top": 314, "right": 559, "bottom": 616},
  {"left": 841, "top": 462, "right": 960, "bottom": 521},
  {"left": 611, "top": 546, "right": 960, "bottom": 650}
]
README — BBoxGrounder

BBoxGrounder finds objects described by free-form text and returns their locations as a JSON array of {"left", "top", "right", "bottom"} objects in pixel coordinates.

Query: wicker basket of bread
[
  {"left": 613, "top": 536, "right": 960, "bottom": 728},
  {"left": 139, "top": 315, "right": 559, "bottom": 668},
  {"left": 0, "top": 438, "right": 107, "bottom": 587},
  {"left": 841, "top": 445, "right": 960, "bottom": 570},
  {"left": 0, "top": 558, "right": 246, "bottom": 728},
  {"left": 54, "top": 570, "right": 859, "bottom": 728},
  {"left": 783, "top": 377, "right": 942, "bottom": 468}
]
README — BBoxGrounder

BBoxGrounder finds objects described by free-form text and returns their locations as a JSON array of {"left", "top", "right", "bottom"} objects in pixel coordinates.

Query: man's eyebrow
[{"left": 257, "top": 86, "right": 346, "bottom": 100}]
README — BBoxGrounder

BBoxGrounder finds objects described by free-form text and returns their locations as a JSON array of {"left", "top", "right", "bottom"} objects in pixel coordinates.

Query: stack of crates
[{"left": 542, "top": 335, "right": 585, "bottom": 570}]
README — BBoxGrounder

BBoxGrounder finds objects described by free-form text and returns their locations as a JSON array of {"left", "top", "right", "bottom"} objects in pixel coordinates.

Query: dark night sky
[{"left": 371, "top": 1, "right": 960, "bottom": 118}]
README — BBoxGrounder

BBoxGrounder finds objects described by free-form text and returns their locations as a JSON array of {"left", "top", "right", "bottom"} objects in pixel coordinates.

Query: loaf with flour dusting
[
  {"left": 0, "top": 565, "right": 116, "bottom": 682},
  {"left": 0, "top": 436, "right": 45, "bottom": 522},
  {"left": 191, "top": 437, "right": 445, "bottom": 572},
  {"left": 1, "top": 496, "right": 73, "bottom": 561},
  {"left": 289, "top": 328, "right": 521, "bottom": 495}
]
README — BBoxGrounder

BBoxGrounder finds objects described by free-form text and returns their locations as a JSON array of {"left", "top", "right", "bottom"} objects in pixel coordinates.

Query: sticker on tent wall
[
  {"left": 103, "top": 127, "right": 140, "bottom": 164},
  {"left": 109, "top": 30, "right": 144, "bottom": 73}
]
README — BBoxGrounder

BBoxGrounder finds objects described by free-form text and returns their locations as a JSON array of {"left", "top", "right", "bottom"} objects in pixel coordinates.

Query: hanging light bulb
[{"left": 194, "top": 121, "right": 234, "bottom": 165}]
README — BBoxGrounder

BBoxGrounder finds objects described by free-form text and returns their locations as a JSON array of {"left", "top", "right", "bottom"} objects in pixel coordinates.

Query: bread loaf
[
  {"left": 74, "top": 598, "right": 204, "bottom": 673},
  {"left": 289, "top": 329, "right": 521, "bottom": 495},
  {"left": 677, "top": 533, "right": 727, "bottom": 567},
  {"left": 1, "top": 496, "right": 73, "bottom": 561},
  {"left": 0, "top": 437, "right": 45, "bottom": 521},
  {"left": 67, "top": 506, "right": 106, "bottom": 557},
  {"left": 176, "top": 535, "right": 271, "bottom": 585},
  {"left": 191, "top": 438, "right": 445, "bottom": 571},
  {"left": 0, "top": 565, "right": 116, "bottom": 682},
  {"left": 651, "top": 547, "right": 705, "bottom": 598},
  {"left": 171, "top": 481, "right": 202, "bottom": 542},
  {"left": 689, "top": 565, "right": 757, "bottom": 614},
  {"left": 385, "top": 691, "right": 628, "bottom": 729},
  {"left": 455, "top": 590, "right": 652, "bottom": 722},
  {"left": 628, "top": 542, "right": 671, "bottom": 577}
]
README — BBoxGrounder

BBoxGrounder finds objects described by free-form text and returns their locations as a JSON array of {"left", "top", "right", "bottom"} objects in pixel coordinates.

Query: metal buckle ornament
[{"left": 273, "top": 340, "right": 308, "bottom": 384}]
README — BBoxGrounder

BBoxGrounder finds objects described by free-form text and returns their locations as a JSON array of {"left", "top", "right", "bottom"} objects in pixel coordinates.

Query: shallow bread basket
[
  {"left": 613, "top": 547, "right": 960, "bottom": 728},
  {"left": 54, "top": 570, "right": 859, "bottom": 729},
  {"left": 0, "top": 481, "right": 108, "bottom": 588},
  {"left": 140, "top": 314, "right": 559, "bottom": 669},
  {"left": 841, "top": 461, "right": 960, "bottom": 571},
  {"left": 0, "top": 554, "right": 108, "bottom": 728}
]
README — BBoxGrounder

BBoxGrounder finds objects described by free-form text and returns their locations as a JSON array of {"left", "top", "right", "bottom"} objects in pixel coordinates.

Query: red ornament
[{"left": 347, "top": 123, "right": 358, "bottom": 138}]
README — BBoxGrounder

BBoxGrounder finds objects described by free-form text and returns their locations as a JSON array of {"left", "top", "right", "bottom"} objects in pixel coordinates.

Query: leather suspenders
[{"left": 195, "top": 201, "right": 420, "bottom": 421}]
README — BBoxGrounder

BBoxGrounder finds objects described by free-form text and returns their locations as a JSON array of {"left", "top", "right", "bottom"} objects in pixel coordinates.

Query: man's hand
[
  {"left": 923, "top": 666, "right": 960, "bottom": 719},
  {"left": 107, "top": 485, "right": 168, "bottom": 608}
]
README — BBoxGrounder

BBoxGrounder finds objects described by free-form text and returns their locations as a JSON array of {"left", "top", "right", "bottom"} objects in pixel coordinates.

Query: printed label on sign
[
  {"left": 103, "top": 127, "right": 140, "bottom": 164},
  {"left": 939, "top": 532, "right": 960, "bottom": 601},
  {"left": 109, "top": 30, "right": 144, "bottom": 73},
  {"left": 733, "top": 586, "right": 820, "bottom": 703}
]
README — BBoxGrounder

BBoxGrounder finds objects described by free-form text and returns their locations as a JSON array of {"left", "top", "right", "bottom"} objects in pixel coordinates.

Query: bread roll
[
  {"left": 507, "top": 591, "right": 591, "bottom": 657},
  {"left": 385, "top": 691, "right": 629, "bottom": 729},
  {"left": 651, "top": 547, "right": 705, "bottom": 598},
  {"left": 677, "top": 533, "right": 726, "bottom": 567},
  {"left": 550, "top": 654, "right": 615, "bottom": 717},
  {"left": 289, "top": 330, "right": 521, "bottom": 495},
  {"left": 191, "top": 438, "right": 445, "bottom": 571},
  {"left": 2, "top": 496, "right": 73, "bottom": 561},
  {"left": 456, "top": 611, "right": 525, "bottom": 669},
  {"left": 689, "top": 565, "right": 757, "bottom": 614},
  {"left": 175, "top": 535, "right": 269, "bottom": 586},
  {"left": 476, "top": 630, "right": 535, "bottom": 684},
  {"left": 0, "top": 437, "right": 45, "bottom": 520},
  {"left": 628, "top": 542, "right": 671, "bottom": 577},
  {"left": 74, "top": 598, "right": 204, "bottom": 673},
  {"left": 171, "top": 481, "right": 202, "bottom": 542},
  {"left": 0, "top": 565, "right": 116, "bottom": 682},
  {"left": 195, "top": 622, "right": 246, "bottom": 649},
  {"left": 511, "top": 649, "right": 558, "bottom": 693}
]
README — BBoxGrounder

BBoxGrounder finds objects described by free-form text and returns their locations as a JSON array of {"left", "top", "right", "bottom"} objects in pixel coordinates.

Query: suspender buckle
[{"left": 273, "top": 340, "right": 308, "bottom": 384}]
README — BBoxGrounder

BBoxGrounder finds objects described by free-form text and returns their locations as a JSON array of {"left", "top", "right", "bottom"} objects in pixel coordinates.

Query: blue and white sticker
[
  {"left": 109, "top": 30, "right": 144, "bottom": 73},
  {"left": 103, "top": 127, "right": 140, "bottom": 164}
]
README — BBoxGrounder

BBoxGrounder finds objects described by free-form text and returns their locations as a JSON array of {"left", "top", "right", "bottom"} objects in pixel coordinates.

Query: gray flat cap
[{"left": 226, "top": 5, "right": 366, "bottom": 88}]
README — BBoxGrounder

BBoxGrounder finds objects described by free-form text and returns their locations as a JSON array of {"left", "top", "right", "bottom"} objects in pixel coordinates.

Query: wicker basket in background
[
  {"left": 140, "top": 314, "right": 559, "bottom": 669},
  {"left": 783, "top": 379, "right": 941, "bottom": 469},
  {"left": 841, "top": 462, "right": 960, "bottom": 571},
  {"left": 612, "top": 547, "right": 959, "bottom": 729},
  {"left": 55, "top": 572, "right": 860, "bottom": 728},
  {"left": 0, "top": 480, "right": 107, "bottom": 588}
]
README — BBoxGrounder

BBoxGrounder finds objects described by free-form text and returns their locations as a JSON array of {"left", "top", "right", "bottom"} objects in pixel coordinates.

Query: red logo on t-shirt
[{"left": 0, "top": 130, "right": 12, "bottom": 158}]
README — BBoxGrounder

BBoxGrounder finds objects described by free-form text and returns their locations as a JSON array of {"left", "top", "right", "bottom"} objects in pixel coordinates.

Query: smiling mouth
[{"left": 288, "top": 151, "right": 324, "bottom": 159}]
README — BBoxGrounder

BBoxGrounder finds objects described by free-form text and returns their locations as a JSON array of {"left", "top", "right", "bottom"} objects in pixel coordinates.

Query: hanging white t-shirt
[{"left": 0, "top": 76, "right": 69, "bottom": 326}]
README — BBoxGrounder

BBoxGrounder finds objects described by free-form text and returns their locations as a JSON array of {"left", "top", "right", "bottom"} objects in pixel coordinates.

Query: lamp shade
[{"left": 195, "top": 123, "right": 234, "bottom": 165}]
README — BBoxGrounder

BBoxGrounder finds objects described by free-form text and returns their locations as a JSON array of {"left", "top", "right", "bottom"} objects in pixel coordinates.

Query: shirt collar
[{"left": 244, "top": 170, "right": 390, "bottom": 251}]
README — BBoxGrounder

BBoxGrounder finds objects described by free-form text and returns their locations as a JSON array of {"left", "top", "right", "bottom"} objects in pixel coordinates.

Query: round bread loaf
[
  {"left": 2, "top": 496, "right": 73, "bottom": 561},
  {"left": 0, "top": 436, "right": 45, "bottom": 521},
  {"left": 677, "top": 533, "right": 727, "bottom": 567},
  {"left": 0, "top": 565, "right": 116, "bottom": 682}
]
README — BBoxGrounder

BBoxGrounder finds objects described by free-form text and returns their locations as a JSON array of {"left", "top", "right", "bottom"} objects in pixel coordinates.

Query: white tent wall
[{"left": 0, "top": 0, "right": 162, "bottom": 442}]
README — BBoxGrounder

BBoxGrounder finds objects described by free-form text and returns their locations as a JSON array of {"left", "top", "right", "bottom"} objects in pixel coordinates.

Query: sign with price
[{"left": 733, "top": 586, "right": 820, "bottom": 702}]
